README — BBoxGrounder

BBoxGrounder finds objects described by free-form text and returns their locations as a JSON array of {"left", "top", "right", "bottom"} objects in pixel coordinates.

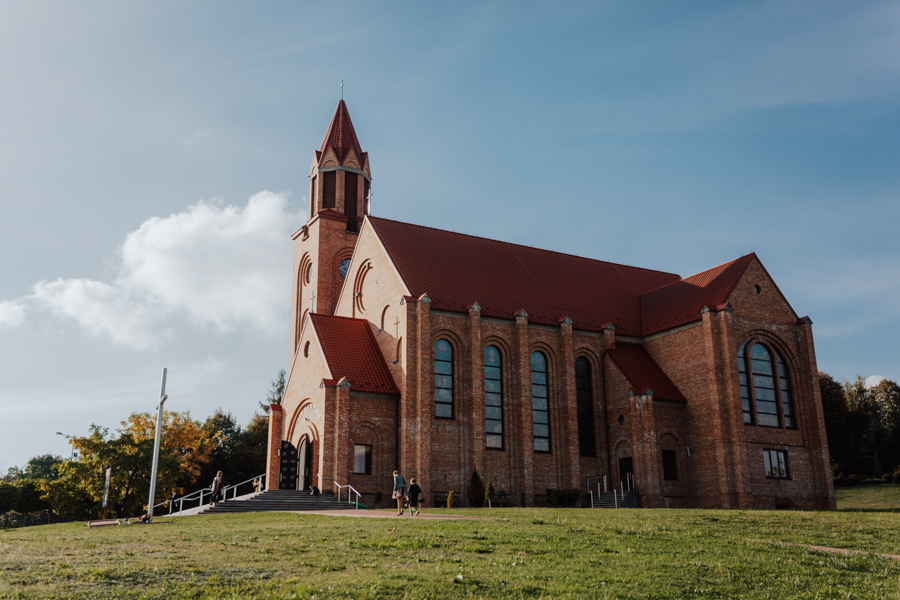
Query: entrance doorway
[
  {"left": 618, "top": 456, "right": 634, "bottom": 491},
  {"left": 279, "top": 440, "right": 298, "bottom": 490},
  {"left": 297, "top": 435, "right": 314, "bottom": 491}
]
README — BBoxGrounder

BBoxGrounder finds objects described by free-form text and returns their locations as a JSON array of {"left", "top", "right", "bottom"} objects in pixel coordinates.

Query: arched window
[
  {"left": 575, "top": 357, "right": 596, "bottom": 456},
  {"left": 738, "top": 340, "right": 795, "bottom": 428},
  {"left": 484, "top": 346, "right": 503, "bottom": 449},
  {"left": 434, "top": 340, "right": 453, "bottom": 419},
  {"left": 531, "top": 351, "right": 550, "bottom": 452}
]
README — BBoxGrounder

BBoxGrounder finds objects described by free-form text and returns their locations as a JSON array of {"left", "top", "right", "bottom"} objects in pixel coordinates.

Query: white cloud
[
  {"left": 31, "top": 278, "right": 167, "bottom": 350},
  {"left": 119, "top": 191, "right": 300, "bottom": 334},
  {"left": 866, "top": 375, "right": 886, "bottom": 388},
  {"left": 5, "top": 191, "right": 305, "bottom": 349},
  {"left": 0, "top": 301, "right": 27, "bottom": 328}
]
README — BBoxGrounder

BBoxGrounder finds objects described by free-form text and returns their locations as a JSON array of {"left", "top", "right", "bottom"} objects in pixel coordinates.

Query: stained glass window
[
  {"left": 575, "top": 357, "right": 596, "bottom": 456},
  {"left": 531, "top": 351, "right": 550, "bottom": 452},
  {"left": 740, "top": 340, "right": 796, "bottom": 429},
  {"left": 434, "top": 340, "right": 453, "bottom": 418},
  {"left": 484, "top": 345, "right": 503, "bottom": 449}
]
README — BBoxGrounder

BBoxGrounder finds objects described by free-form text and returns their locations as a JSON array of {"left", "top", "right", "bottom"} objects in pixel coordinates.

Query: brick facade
[{"left": 267, "top": 101, "right": 836, "bottom": 511}]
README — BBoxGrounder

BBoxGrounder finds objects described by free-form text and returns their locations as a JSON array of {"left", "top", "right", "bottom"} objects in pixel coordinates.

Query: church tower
[{"left": 290, "top": 100, "right": 371, "bottom": 356}]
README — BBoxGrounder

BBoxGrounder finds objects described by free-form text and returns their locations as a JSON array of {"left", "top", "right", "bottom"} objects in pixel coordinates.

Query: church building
[{"left": 264, "top": 100, "right": 835, "bottom": 510}]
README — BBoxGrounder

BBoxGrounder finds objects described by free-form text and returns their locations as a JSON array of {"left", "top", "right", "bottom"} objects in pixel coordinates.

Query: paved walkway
[{"left": 293, "top": 509, "right": 486, "bottom": 520}]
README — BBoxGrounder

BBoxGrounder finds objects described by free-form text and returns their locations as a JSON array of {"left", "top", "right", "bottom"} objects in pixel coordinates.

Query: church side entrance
[
  {"left": 619, "top": 456, "right": 634, "bottom": 491},
  {"left": 279, "top": 440, "right": 298, "bottom": 490},
  {"left": 297, "top": 435, "right": 314, "bottom": 491}
]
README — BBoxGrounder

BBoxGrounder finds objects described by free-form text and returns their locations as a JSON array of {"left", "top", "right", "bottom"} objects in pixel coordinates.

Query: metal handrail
[
  {"left": 157, "top": 473, "right": 265, "bottom": 515},
  {"left": 319, "top": 474, "right": 361, "bottom": 508}
]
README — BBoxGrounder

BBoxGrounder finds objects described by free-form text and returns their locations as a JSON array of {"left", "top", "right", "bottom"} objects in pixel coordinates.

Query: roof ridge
[
  {"left": 367, "top": 215, "right": 680, "bottom": 279},
  {"left": 640, "top": 252, "right": 756, "bottom": 298}
]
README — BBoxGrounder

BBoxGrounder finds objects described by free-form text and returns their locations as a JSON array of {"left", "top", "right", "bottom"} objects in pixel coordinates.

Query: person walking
[
  {"left": 407, "top": 478, "right": 422, "bottom": 516},
  {"left": 210, "top": 470, "right": 224, "bottom": 507},
  {"left": 392, "top": 470, "right": 406, "bottom": 516}
]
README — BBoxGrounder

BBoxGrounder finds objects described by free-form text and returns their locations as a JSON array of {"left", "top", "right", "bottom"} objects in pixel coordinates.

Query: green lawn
[
  {"left": 836, "top": 482, "right": 900, "bottom": 511},
  {"left": 1, "top": 498, "right": 898, "bottom": 599}
]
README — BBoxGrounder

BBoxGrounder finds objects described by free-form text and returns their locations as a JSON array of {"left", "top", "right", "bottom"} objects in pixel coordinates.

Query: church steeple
[{"left": 308, "top": 100, "right": 371, "bottom": 232}]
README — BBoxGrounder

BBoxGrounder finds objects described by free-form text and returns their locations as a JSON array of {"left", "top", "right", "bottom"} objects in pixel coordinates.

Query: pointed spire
[{"left": 318, "top": 100, "right": 365, "bottom": 165}]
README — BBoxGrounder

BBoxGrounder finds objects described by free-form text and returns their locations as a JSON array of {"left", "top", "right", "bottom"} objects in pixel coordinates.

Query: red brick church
[{"left": 264, "top": 100, "right": 835, "bottom": 510}]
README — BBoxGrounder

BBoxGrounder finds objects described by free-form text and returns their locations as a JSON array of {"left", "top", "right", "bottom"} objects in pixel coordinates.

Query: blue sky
[{"left": 1, "top": 1, "right": 899, "bottom": 470}]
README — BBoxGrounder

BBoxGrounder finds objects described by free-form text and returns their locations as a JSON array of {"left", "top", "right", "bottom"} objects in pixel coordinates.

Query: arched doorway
[{"left": 296, "top": 435, "right": 314, "bottom": 491}]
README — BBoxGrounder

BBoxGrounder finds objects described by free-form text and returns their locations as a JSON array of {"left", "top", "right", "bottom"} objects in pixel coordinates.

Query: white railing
[
  {"left": 319, "top": 474, "right": 361, "bottom": 508},
  {"left": 156, "top": 473, "right": 265, "bottom": 516},
  {"left": 588, "top": 485, "right": 636, "bottom": 509}
]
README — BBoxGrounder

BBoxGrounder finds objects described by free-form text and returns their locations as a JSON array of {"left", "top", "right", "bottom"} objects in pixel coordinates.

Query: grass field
[{"left": 1, "top": 486, "right": 898, "bottom": 599}]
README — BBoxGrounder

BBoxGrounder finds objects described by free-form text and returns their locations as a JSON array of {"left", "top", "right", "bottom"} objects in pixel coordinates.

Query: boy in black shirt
[{"left": 407, "top": 478, "right": 422, "bottom": 516}]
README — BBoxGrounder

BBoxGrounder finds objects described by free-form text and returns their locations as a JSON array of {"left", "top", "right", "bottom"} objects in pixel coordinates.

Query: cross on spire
[
  {"left": 340, "top": 80, "right": 344, "bottom": 100},
  {"left": 310, "top": 289, "right": 317, "bottom": 313}
]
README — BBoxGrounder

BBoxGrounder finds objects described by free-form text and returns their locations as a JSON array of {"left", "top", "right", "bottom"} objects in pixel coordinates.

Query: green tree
[
  {"left": 199, "top": 411, "right": 268, "bottom": 488},
  {"left": 485, "top": 476, "right": 495, "bottom": 508},
  {"left": 199, "top": 409, "right": 242, "bottom": 486},
  {"left": 231, "top": 414, "right": 268, "bottom": 483},
  {"left": 22, "top": 454, "right": 64, "bottom": 481},
  {"left": 42, "top": 413, "right": 215, "bottom": 517},
  {"left": 0, "top": 481, "right": 19, "bottom": 513},
  {"left": 820, "top": 372, "right": 854, "bottom": 471},
  {"left": 259, "top": 370, "right": 286, "bottom": 414}
]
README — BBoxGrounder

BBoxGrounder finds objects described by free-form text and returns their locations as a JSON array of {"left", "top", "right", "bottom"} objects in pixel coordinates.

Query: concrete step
[
  {"left": 592, "top": 491, "right": 639, "bottom": 508},
  {"left": 199, "top": 490, "right": 359, "bottom": 514}
]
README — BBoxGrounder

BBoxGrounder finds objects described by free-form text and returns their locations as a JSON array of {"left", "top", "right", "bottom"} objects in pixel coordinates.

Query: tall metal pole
[{"left": 147, "top": 368, "right": 167, "bottom": 522}]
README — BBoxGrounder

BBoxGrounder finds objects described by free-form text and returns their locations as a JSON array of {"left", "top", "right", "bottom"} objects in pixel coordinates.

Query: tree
[
  {"left": 820, "top": 372, "right": 854, "bottom": 470},
  {"left": 869, "top": 379, "right": 900, "bottom": 470},
  {"left": 259, "top": 370, "right": 286, "bottom": 413},
  {"left": 42, "top": 412, "right": 215, "bottom": 517},
  {"left": 199, "top": 410, "right": 242, "bottom": 486},
  {"left": 22, "top": 454, "right": 64, "bottom": 481},
  {"left": 231, "top": 414, "right": 268, "bottom": 483},
  {"left": 126, "top": 411, "right": 216, "bottom": 491},
  {"left": 0, "top": 481, "right": 19, "bottom": 513},
  {"left": 199, "top": 411, "right": 268, "bottom": 488},
  {"left": 485, "top": 476, "right": 495, "bottom": 508},
  {"left": 820, "top": 372, "right": 900, "bottom": 478}
]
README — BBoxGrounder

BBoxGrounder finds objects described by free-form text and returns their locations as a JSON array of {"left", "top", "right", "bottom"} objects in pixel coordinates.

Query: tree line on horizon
[
  {"left": 1, "top": 369, "right": 897, "bottom": 521},
  {"left": 819, "top": 372, "right": 900, "bottom": 483},
  {"left": 0, "top": 370, "right": 285, "bottom": 522}
]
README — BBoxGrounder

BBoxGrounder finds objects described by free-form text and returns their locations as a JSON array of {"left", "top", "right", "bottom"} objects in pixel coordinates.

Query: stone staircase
[
  {"left": 592, "top": 490, "right": 640, "bottom": 508},
  {"left": 199, "top": 489, "right": 359, "bottom": 514}
]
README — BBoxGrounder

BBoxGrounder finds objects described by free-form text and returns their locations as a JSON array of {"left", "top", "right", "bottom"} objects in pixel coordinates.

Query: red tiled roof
[
  {"left": 608, "top": 343, "right": 685, "bottom": 401},
  {"left": 640, "top": 254, "right": 756, "bottom": 334},
  {"left": 368, "top": 217, "right": 681, "bottom": 336},
  {"left": 310, "top": 314, "right": 399, "bottom": 395},
  {"left": 316, "top": 100, "right": 367, "bottom": 166}
]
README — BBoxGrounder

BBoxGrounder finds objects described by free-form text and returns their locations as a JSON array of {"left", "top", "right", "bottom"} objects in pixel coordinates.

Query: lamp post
[
  {"left": 147, "top": 368, "right": 168, "bottom": 523},
  {"left": 55, "top": 432, "right": 77, "bottom": 460}
]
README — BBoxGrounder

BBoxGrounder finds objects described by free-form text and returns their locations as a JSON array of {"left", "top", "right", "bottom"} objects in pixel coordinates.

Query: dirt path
[{"left": 806, "top": 545, "right": 900, "bottom": 561}]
